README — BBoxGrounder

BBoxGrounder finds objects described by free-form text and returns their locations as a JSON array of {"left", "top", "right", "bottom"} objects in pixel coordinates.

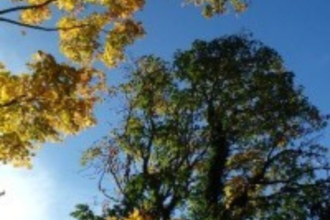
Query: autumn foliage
[
  {"left": 0, "top": 52, "right": 104, "bottom": 167},
  {"left": 1, "top": 0, "right": 248, "bottom": 67}
]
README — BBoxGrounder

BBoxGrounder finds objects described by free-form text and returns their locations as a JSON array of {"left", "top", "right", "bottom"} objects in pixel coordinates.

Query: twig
[
  {"left": 0, "top": 0, "right": 56, "bottom": 15},
  {"left": 0, "top": 17, "right": 88, "bottom": 32}
]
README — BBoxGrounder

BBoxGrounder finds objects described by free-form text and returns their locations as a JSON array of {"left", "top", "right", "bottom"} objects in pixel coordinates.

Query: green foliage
[
  {"left": 78, "top": 35, "right": 330, "bottom": 220},
  {"left": 71, "top": 204, "right": 105, "bottom": 220}
]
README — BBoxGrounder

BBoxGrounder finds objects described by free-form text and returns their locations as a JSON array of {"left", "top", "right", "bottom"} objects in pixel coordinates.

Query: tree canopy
[
  {"left": 77, "top": 35, "right": 330, "bottom": 220},
  {"left": 0, "top": 0, "right": 248, "bottom": 167}
]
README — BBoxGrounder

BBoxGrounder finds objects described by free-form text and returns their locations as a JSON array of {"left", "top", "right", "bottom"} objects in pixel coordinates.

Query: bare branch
[{"left": 98, "top": 164, "right": 120, "bottom": 202}]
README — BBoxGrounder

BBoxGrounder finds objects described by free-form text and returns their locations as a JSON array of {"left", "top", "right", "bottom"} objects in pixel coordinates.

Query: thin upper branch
[
  {"left": 0, "top": 0, "right": 92, "bottom": 32},
  {"left": 0, "top": 17, "right": 59, "bottom": 31},
  {"left": 98, "top": 164, "right": 120, "bottom": 202},
  {"left": 0, "top": 0, "right": 56, "bottom": 15},
  {"left": 0, "top": 17, "right": 88, "bottom": 32}
]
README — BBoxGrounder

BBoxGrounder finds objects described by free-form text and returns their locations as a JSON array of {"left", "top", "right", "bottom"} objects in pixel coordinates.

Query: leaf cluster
[
  {"left": 1, "top": 0, "right": 248, "bottom": 67},
  {"left": 0, "top": 52, "right": 104, "bottom": 167}
]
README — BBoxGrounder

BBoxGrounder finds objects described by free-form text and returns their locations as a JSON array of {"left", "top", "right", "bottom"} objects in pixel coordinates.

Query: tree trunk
[{"left": 205, "top": 100, "right": 229, "bottom": 219}]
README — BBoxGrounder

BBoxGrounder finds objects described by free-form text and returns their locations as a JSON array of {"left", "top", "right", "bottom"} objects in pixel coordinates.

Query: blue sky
[{"left": 0, "top": 0, "right": 330, "bottom": 219}]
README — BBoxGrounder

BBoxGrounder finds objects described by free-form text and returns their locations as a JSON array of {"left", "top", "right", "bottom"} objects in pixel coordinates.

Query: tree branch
[
  {"left": 0, "top": 17, "right": 88, "bottom": 32},
  {"left": 0, "top": 95, "right": 26, "bottom": 108},
  {"left": 0, "top": 0, "right": 56, "bottom": 15},
  {"left": 98, "top": 164, "right": 120, "bottom": 202}
]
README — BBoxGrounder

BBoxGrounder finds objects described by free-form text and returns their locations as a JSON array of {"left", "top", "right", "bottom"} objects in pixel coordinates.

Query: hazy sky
[{"left": 0, "top": 1, "right": 330, "bottom": 220}]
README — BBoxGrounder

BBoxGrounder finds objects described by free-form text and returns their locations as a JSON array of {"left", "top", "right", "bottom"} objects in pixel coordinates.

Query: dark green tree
[
  {"left": 71, "top": 204, "right": 104, "bottom": 220},
  {"left": 77, "top": 35, "right": 330, "bottom": 220}
]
